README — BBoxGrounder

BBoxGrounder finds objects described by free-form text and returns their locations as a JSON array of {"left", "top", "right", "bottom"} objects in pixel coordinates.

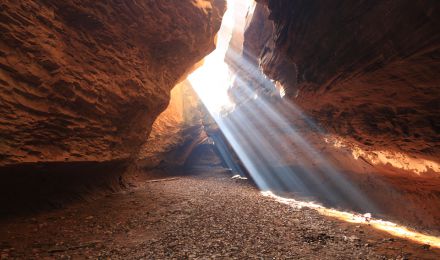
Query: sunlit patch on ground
[
  {"left": 324, "top": 136, "right": 440, "bottom": 175},
  {"left": 261, "top": 191, "right": 440, "bottom": 249}
]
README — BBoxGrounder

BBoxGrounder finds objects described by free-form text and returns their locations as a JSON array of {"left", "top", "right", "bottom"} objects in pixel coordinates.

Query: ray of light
[
  {"left": 223, "top": 47, "right": 378, "bottom": 212},
  {"left": 187, "top": 0, "right": 440, "bottom": 249},
  {"left": 188, "top": 0, "right": 255, "bottom": 116}
]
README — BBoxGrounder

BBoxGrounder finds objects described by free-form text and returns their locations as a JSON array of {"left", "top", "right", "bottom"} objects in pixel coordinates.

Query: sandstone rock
[
  {"left": 229, "top": 0, "right": 440, "bottom": 231},
  {"left": 138, "top": 80, "right": 208, "bottom": 169},
  {"left": 236, "top": 0, "right": 440, "bottom": 163},
  {"left": 0, "top": 0, "right": 226, "bottom": 166}
]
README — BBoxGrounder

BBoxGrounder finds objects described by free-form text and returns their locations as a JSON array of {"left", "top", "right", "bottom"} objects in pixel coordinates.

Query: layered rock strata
[
  {"left": 228, "top": 0, "right": 440, "bottom": 231},
  {"left": 235, "top": 0, "right": 440, "bottom": 163},
  {"left": 0, "top": 0, "right": 225, "bottom": 166},
  {"left": 0, "top": 0, "right": 225, "bottom": 212}
]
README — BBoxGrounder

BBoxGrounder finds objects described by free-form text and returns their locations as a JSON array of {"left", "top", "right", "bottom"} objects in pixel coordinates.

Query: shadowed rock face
[
  {"left": 239, "top": 0, "right": 440, "bottom": 162},
  {"left": 138, "top": 80, "right": 208, "bottom": 169},
  {"left": 228, "top": 0, "right": 440, "bottom": 231},
  {"left": 0, "top": 0, "right": 225, "bottom": 166}
]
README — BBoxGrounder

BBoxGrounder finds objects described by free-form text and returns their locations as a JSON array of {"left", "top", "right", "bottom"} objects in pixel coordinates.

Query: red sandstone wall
[
  {"left": 0, "top": 0, "right": 225, "bottom": 166},
  {"left": 235, "top": 0, "right": 440, "bottom": 163}
]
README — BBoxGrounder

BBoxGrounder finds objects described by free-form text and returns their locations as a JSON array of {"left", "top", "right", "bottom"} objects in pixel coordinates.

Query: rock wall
[
  {"left": 0, "top": 0, "right": 225, "bottom": 213},
  {"left": 230, "top": 0, "right": 440, "bottom": 231},
  {"left": 0, "top": 0, "right": 225, "bottom": 166},
  {"left": 138, "top": 80, "right": 208, "bottom": 169},
  {"left": 238, "top": 0, "right": 440, "bottom": 163}
]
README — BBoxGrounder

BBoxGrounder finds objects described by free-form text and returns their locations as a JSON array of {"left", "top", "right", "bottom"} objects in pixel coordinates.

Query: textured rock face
[
  {"left": 138, "top": 80, "right": 208, "bottom": 169},
  {"left": 231, "top": 0, "right": 440, "bottom": 230},
  {"left": 239, "top": 0, "right": 440, "bottom": 163},
  {"left": 0, "top": 0, "right": 225, "bottom": 166}
]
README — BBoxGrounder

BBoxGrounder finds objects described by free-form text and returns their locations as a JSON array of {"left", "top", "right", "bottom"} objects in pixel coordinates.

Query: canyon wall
[
  {"left": 0, "top": 0, "right": 225, "bottom": 166},
  {"left": 138, "top": 80, "right": 208, "bottom": 169},
  {"left": 238, "top": 0, "right": 440, "bottom": 164},
  {"left": 0, "top": 0, "right": 225, "bottom": 213},
  {"left": 231, "top": 0, "right": 440, "bottom": 231}
]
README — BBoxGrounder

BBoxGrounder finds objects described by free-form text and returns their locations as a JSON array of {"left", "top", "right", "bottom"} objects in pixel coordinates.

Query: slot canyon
[{"left": 0, "top": 0, "right": 439, "bottom": 258}]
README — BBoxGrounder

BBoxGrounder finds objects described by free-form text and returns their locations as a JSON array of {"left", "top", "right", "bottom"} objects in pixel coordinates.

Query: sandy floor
[{"left": 0, "top": 170, "right": 439, "bottom": 259}]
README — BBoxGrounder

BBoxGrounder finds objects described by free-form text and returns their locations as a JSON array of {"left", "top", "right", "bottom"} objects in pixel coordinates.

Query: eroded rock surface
[
  {"left": 237, "top": 0, "right": 440, "bottom": 163},
  {"left": 138, "top": 80, "right": 208, "bottom": 169},
  {"left": 227, "top": 0, "right": 440, "bottom": 231},
  {"left": 0, "top": 0, "right": 225, "bottom": 166}
]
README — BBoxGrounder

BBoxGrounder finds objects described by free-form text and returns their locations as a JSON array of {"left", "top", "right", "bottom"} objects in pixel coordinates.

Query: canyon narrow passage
[
  {"left": 1, "top": 169, "right": 439, "bottom": 259},
  {"left": 1, "top": 0, "right": 439, "bottom": 259}
]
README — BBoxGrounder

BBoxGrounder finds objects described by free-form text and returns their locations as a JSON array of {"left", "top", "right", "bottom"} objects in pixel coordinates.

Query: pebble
[{"left": 0, "top": 172, "right": 438, "bottom": 259}]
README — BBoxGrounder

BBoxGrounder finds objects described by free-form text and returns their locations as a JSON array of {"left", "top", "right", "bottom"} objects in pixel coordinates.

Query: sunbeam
[
  {"left": 188, "top": 0, "right": 440, "bottom": 250},
  {"left": 188, "top": 0, "right": 236, "bottom": 115}
]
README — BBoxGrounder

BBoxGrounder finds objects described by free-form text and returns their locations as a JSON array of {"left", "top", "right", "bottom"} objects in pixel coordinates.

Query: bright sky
[{"left": 188, "top": 0, "right": 252, "bottom": 117}]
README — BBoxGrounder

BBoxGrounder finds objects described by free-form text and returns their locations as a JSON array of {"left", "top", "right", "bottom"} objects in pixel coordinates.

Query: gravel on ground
[{"left": 0, "top": 170, "right": 439, "bottom": 259}]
